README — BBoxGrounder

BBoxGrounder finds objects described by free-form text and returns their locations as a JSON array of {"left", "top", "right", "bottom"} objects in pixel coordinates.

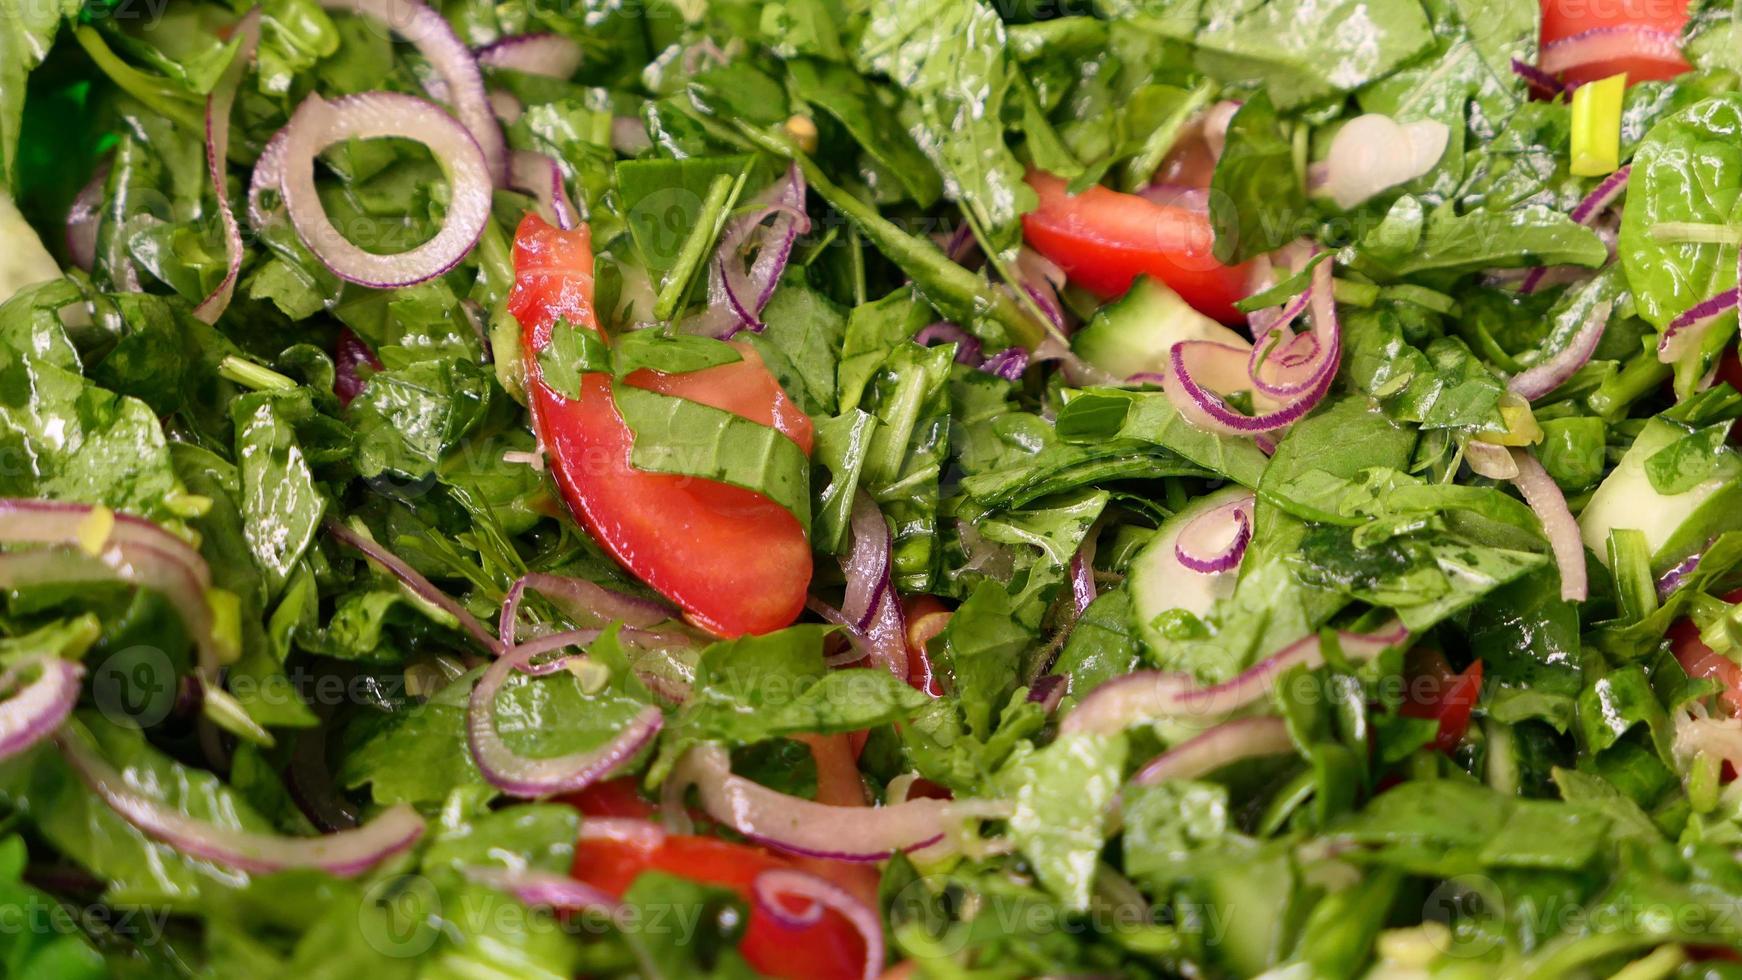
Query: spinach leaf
[
  {"left": 995, "top": 732, "right": 1127, "bottom": 911},
  {"left": 1210, "top": 93, "right": 1309, "bottom": 263},
  {"left": 612, "top": 379, "right": 812, "bottom": 534},
  {"left": 0, "top": 0, "right": 77, "bottom": 186},
  {"left": 787, "top": 58, "right": 941, "bottom": 207},
  {"left": 1188, "top": 0, "right": 1435, "bottom": 110}
]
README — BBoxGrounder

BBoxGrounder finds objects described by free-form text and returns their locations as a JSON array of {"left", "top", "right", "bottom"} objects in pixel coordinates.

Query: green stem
[
  {"left": 1587, "top": 348, "right": 1671, "bottom": 420},
  {"left": 219, "top": 355, "right": 297, "bottom": 392},
  {"left": 653, "top": 170, "right": 744, "bottom": 322}
]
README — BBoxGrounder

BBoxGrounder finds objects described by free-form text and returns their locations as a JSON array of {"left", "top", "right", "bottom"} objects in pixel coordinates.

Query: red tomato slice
[
  {"left": 1539, "top": 0, "right": 1690, "bottom": 84},
  {"left": 572, "top": 833, "right": 867, "bottom": 980},
  {"left": 1400, "top": 652, "right": 1484, "bottom": 754},
  {"left": 1671, "top": 587, "right": 1742, "bottom": 712},
  {"left": 508, "top": 214, "right": 813, "bottom": 637},
  {"left": 1021, "top": 170, "right": 1251, "bottom": 324}
]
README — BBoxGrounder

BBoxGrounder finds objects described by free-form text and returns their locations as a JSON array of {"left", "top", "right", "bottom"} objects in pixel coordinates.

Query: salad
[{"left": 4, "top": 0, "right": 1742, "bottom": 975}]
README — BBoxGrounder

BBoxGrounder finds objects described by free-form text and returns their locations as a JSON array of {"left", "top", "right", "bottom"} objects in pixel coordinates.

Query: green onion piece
[
  {"left": 1330, "top": 278, "right": 1379, "bottom": 307},
  {"left": 1605, "top": 528, "right": 1657, "bottom": 625},
  {"left": 1570, "top": 73, "right": 1626, "bottom": 177}
]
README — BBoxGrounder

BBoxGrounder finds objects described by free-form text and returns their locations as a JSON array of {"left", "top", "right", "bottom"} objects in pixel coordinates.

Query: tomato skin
[
  {"left": 1021, "top": 171, "right": 1251, "bottom": 324},
  {"left": 1539, "top": 0, "right": 1690, "bottom": 84},
  {"left": 509, "top": 214, "right": 812, "bottom": 637},
  {"left": 571, "top": 833, "right": 867, "bottom": 980},
  {"left": 902, "top": 595, "right": 950, "bottom": 697},
  {"left": 1671, "top": 587, "right": 1742, "bottom": 712},
  {"left": 1401, "top": 652, "right": 1484, "bottom": 754}
]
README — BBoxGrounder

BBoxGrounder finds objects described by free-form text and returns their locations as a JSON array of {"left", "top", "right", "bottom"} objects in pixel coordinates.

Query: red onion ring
[
  {"left": 246, "top": 129, "right": 287, "bottom": 230},
  {"left": 508, "top": 150, "right": 578, "bottom": 231},
  {"left": 57, "top": 728, "right": 424, "bottom": 876},
  {"left": 1657, "top": 551, "right": 1702, "bottom": 599},
  {"left": 836, "top": 495, "right": 907, "bottom": 678},
  {"left": 1540, "top": 25, "right": 1684, "bottom": 78},
  {"left": 1520, "top": 165, "right": 1630, "bottom": 294},
  {"left": 688, "top": 165, "right": 809, "bottom": 339},
  {"left": 1131, "top": 715, "right": 1296, "bottom": 785},
  {"left": 579, "top": 817, "right": 667, "bottom": 848},
  {"left": 0, "top": 657, "right": 83, "bottom": 761},
  {"left": 499, "top": 572, "right": 673, "bottom": 642},
  {"left": 487, "top": 89, "right": 523, "bottom": 123},
  {"left": 1508, "top": 449, "right": 1587, "bottom": 602},
  {"left": 0, "top": 545, "right": 222, "bottom": 684},
  {"left": 279, "top": 92, "right": 493, "bottom": 288},
  {"left": 1061, "top": 621, "right": 1408, "bottom": 735},
  {"left": 750, "top": 869, "right": 884, "bottom": 980},
  {"left": 467, "top": 642, "right": 663, "bottom": 798},
  {"left": 980, "top": 346, "right": 1029, "bottom": 381},
  {"left": 1173, "top": 494, "right": 1254, "bottom": 574},
  {"left": 1511, "top": 57, "right": 1565, "bottom": 96},
  {"left": 1509, "top": 299, "right": 1612, "bottom": 400},
  {"left": 325, "top": 519, "right": 500, "bottom": 654},
  {"left": 1164, "top": 261, "right": 1340, "bottom": 435},
  {"left": 667, "top": 744, "right": 1007, "bottom": 862},
  {"left": 1028, "top": 674, "right": 1067, "bottom": 714},
  {"left": 318, "top": 0, "right": 505, "bottom": 184},
  {"left": 462, "top": 865, "right": 619, "bottom": 912},
  {"left": 65, "top": 163, "right": 109, "bottom": 272},
  {"left": 611, "top": 117, "right": 651, "bottom": 156},
  {"left": 914, "top": 323, "right": 984, "bottom": 365},
  {"left": 475, "top": 33, "right": 583, "bottom": 78},
  {"left": 191, "top": 9, "right": 262, "bottom": 325}
]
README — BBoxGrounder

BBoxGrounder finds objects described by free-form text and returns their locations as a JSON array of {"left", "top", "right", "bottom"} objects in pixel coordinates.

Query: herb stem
[
  {"left": 653, "top": 170, "right": 744, "bottom": 322},
  {"left": 219, "top": 355, "right": 298, "bottom": 392}
]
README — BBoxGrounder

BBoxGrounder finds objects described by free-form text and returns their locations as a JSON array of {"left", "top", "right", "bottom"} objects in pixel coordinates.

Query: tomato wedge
[
  {"left": 508, "top": 214, "right": 813, "bottom": 636},
  {"left": 1671, "top": 587, "right": 1742, "bottom": 712},
  {"left": 1020, "top": 170, "right": 1251, "bottom": 324},
  {"left": 571, "top": 831, "right": 867, "bottom": 980},
  {"left": 1401, "top": 652, "right": 1484, "bottom": 754},
  {"left": 1539, "top": 0, "right": 1690, "bottom": 85}
]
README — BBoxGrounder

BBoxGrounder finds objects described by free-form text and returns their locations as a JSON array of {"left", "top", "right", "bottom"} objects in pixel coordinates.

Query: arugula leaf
[
  {"left": 1210, "top": 93, "right": 1308, "bottom": 263},
  {"left": 995, "top": 732, "right": 1127, "bottom": 911},
  {"left": 938, "top": 582, "right": 1033, "bottom": 740},
  {"left": 787, "top": 58, "right": 941, "bottom": 207},
  {"left": 1187, "top": 0, "right": 1435, "bottom": 111},
  {"left": 857, "top": 0, "right": 1037, "bottom": 259},
  {"left": 612, "top": 379, "right": 812, "bottom": 534}
]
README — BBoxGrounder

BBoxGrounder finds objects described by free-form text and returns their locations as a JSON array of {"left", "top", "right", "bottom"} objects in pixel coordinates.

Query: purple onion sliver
[
  {"left": 65, "top": 163, "right": 109, "bottom": 272},
  {"left": 326, "top": 519, "right": 500, "bottom": 654},
  {"left": 1174, "top": 506, "right": 1252, "bottom": 575},
  {"left": 1569, "top": 165, "right": 1632, "bottom": 225},
  {"left": 0, "top": 658, "right": 83, "bottom": 762},
  {"left": 1511, "top": 57, "right": 1565, "bottom": 95},
  {"left": 1657, "top": 552, "right": 1702, "bottom": 600},
  {"left": 981, "top": 346, "right": 1029, "bottom": 381},
  {"left": 474, "top": 33, "right": 584, "bottom": 79},
  {"left": 1509, "top": 299, "right": 1611, "bottom": 400},
  {"left": 1028, "top": 675, "right": 1067, "bottom": 715},
  {"left": 914, "top": 323, "right": 985, "bottom": 365},
  {"left": 1659, "top": 287, "right": 1741, "bottom": 363}
]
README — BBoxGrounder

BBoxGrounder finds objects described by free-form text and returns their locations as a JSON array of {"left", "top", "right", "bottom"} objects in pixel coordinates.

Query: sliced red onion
[
  {"left": 279, "top": 92, "right": 493, "bottom": 288},
  {"left": 246, "top": 129, "right": 287, "bottom": 230},
  {"left": 1520, "top": 166, "right": 1630, "bottom": 294},
  {"left": 1173, "top": 494, "right": 1254, "bottom": 574},
  {"left": 487, "top": 88, "right": 523, "bottom": 123},
  {"left": 325, "top": 519, "right": 500, "bottom": 653},
  {"left": 1508, "top": 449, "right": 1587, "bottom": 602},
  {"left": 0, "top": 502, "right": 222, "bottom": 681},
  {"left": 318, "top": 0, "right": 505, "bottom": 184},
  {"left": 499, "top": 572, "right": 673, "bottom": 643},
  {"left": 980, "top": 347, "right": 1029, "bottom": 381},
  {"left": 1068, "top": 540, "right": 1097, "bottom": 617},
  {"left": 66, "top": 163, "right": 109, "bottom": 272},
  {"left": 667, "top": 744, "right": 1008, "bottom": 862},
  {"left": 1658, "top": 287, "right": 1740, "bottom": 365},
  {"left": 1511, "top": 57, "right": 1565, "bottom": 96},
  {"left": 467, "top": 642, "right": 663, "bottom": 798},
  {"left": 1317, "top": 115, "right": 1449, "bottom": 210},
  {"left": 334, "top": 328, "right": 382, "bottom": 408},
  {"left": 1509, "top": 299, "right": 1611, "bottom": 400},
  {"left": 807, "top": 598, "right": 877, "bottom": 669},
  {"left": 463, "top": 865, "right": 618, "bottom": 912},
  {"left": 1540, "top": 26, "right": 1684, "bottom": 78},
  {"left": 507, "top": 151, "right": 578, "bottom": 231},
  {"left": 687, "top": 165, "right": 809, "bottom": 339},
  {"left": 58, "top": 729, "right": 423, "bottom": 876},
  {"left": 0, "top": 657, "right": 83, "bottom": 761},
  {"left": 1165, "top": 258, "right": 1339, "bottom": 435},
  {"left": 914, "top": 323, "right": 984, "bottom": 365},
  {"left": 191, "top": 9, "right": 262, "bottom": 325},
  {"left": 1060, "top": 621, "right": 1408, "bottom": 735},
  {"left": 1131, "top": 716, "right": 1296, "bottom": 785},
  {"left": 1657, "top": 551, "right": 1702, "bottom": 600},
  {"left": 1012, "top": 247, "right": 1067, "bottom": 331},
  {"left": 751, "top": 869, "right": 884, "bottom": 980},
  {"left": 475, "top": 33, "right": 583, "bottom": 78},
  {"left": 1464, "top": 440, "right": 1520, "bottom": 480},
  {"left": 835, "top": 495, "right": 906, "bottom": 678}
]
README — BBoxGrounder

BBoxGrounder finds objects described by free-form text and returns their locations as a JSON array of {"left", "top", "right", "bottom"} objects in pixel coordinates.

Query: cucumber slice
[
  {"left": 1073, "top": 275, "right": 1249, "bottom": 379},
  {"left": 0, "top": 191, "right": 62, "bottom": 305},
  {"left": 1129, "top": 486, "right": 1252, "bottom": 647},
  {"left": 1579, "top": 417, "right": 1742, "bottom": 572}
]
